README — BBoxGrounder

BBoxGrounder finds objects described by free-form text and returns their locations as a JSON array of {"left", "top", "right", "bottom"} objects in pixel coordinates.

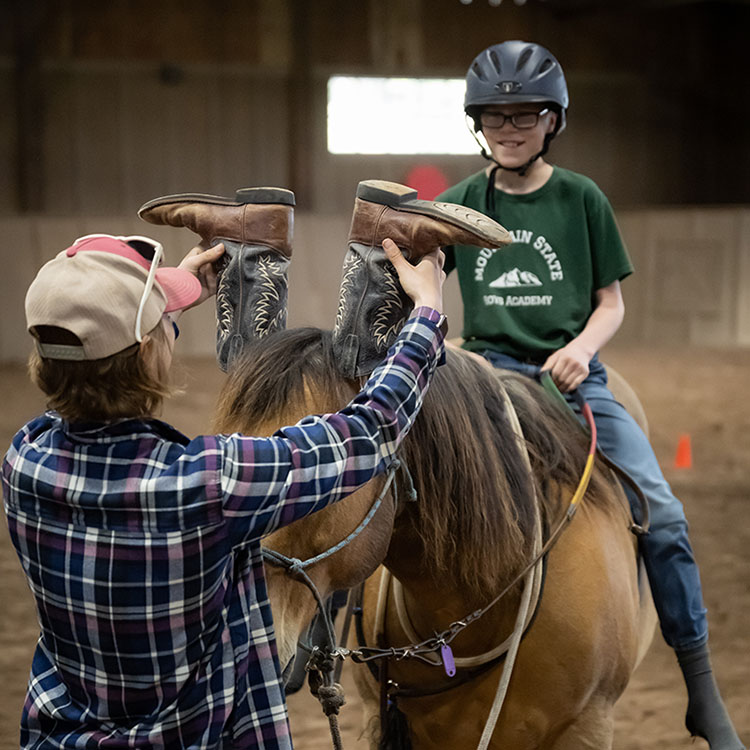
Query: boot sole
[
  {"left": 356, "top": 179, "right": 510, "bottom": 247},
  {"left": 138, "top": 187, "right": 295, "bottom": 217}
]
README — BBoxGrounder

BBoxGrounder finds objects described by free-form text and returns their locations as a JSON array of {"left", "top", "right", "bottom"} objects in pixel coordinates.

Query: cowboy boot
[
  {"left": 332, "top": 180, "right": 511, "bottom": 378},
  {"left": 138, "top": 187, "right": 294, "bottom": 372}
]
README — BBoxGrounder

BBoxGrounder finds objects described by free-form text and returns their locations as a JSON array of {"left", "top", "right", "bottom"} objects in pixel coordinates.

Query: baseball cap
[{"left": 25, "top": 235, "right": 202, "bottom": 360}]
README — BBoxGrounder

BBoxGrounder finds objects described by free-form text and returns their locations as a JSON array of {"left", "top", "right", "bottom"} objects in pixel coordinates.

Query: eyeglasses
[
  {"left": 73, "top": 233, "right": 164, "bottom": 343},
  {"left": 479, "top": 108, "right": 550, "bottom": 130}
]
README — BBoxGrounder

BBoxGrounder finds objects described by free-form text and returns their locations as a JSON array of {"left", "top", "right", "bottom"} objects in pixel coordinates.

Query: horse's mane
[
  {"left": 398, "top": 349, "right": 615, "bottom": 599},
  {"left": 214, "top": 328, "right": 617, "bottom": 599},
  {"left": 213, "top": 328, "right": 358, "bottom": 434}
]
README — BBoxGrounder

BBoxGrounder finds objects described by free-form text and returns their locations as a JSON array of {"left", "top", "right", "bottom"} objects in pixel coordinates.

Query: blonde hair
[{"left": 29, "top": 321, "right": 174, "bottom": 421}]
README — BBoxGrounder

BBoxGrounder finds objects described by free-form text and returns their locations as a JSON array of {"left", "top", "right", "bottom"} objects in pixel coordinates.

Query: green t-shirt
[{"left": 437, "top": 166, "right": 633, "bottom": 361}]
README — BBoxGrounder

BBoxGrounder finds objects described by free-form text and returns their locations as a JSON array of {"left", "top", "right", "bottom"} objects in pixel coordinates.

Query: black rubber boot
[{"left": 677, "top": 644, "right": 745, "bottom": 749}]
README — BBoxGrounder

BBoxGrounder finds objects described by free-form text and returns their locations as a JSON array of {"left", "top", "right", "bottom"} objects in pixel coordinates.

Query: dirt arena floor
[{"left": 0, "top": 345, "right": 747, "bottom": 748}]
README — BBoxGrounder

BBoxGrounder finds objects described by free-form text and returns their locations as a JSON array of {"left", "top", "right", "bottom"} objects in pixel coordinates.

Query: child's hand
[
  {"left": 383, "top": 238, "right": 445, "bottom": 313},
  {"left": 178, "top": 243, "right": 225, "bottom": 309},
  {"left": 541, "top": 341, "right": 593, "bottom": 392}
]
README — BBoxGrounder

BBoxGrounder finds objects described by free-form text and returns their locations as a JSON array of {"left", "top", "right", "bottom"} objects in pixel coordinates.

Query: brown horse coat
[{"left": 213, "top": 328, "right": 656, "bottom": 749}]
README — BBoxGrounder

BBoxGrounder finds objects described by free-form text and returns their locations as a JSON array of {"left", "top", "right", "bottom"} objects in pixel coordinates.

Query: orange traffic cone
[{"left": 674, "top": 433, "right": 693, "bottom": 469}]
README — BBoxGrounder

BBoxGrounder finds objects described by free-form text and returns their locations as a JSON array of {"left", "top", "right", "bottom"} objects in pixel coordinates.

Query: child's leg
[
  {"left": 575, "top": 376, "right": 707, "bottom": 648},
  {"left": 575, "top": 361, "right": 744, "bottom": 750}
]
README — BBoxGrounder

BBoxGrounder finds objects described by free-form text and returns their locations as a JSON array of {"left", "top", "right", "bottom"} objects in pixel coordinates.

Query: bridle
[{"left": 262, "top": 458, "right": 417, "bottom": 750}]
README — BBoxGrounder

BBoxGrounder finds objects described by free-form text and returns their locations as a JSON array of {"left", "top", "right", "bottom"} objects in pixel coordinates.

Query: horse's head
[{"left": 213, "top": 327, "right": 400, "bottom": 668}]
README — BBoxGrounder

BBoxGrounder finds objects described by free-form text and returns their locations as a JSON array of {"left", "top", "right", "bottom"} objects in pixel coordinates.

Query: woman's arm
[{"left": 219, "top": 241, "right": 447, "bottom": 542}]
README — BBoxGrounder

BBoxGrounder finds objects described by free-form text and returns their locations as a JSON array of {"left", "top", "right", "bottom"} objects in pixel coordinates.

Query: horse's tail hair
[{"left": 379, "top": 700, "right": 412, "bottom": 750}]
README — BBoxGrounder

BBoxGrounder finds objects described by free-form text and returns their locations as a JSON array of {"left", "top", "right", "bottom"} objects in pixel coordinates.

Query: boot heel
[
  {"left": 356, "top": 180, "right": 418, "bottom": 206},
  {"left": 235, "top": 187, "right": 296, "bottom": 206}
]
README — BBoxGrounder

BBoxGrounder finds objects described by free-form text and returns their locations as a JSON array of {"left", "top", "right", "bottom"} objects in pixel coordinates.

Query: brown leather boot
[
  {"left": 332, "top": 180, "right": 511, "bottom": 377},
  {"left": 138, "top": 188, "right": 294, "bottom": 371}
]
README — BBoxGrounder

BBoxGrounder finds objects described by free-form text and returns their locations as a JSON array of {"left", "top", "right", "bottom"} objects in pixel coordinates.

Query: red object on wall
[{"left": 403, "top": 164, "right": 450, "bottom": 200}]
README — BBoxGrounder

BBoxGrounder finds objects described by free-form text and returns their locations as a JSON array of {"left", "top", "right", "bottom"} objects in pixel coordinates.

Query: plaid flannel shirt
[{"left": 2, "top": 308, "right": 444, "bottom": 750}]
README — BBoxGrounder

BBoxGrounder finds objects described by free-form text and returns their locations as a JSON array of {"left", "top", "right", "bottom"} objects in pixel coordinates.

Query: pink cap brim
[
  {"left": 67, "top": 236, "right": 153, "bottom": 269},
  {"left": 155, "top": 268, "right": 203, "bottom": 312}
]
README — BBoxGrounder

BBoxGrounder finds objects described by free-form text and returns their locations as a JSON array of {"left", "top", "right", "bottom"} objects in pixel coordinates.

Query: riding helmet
[{"left": 464, "top": 40, "right": 569, "bottom": 136}]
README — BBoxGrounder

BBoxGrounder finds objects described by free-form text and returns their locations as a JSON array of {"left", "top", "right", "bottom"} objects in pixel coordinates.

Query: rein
[
  {"left": 262, "top": 458, "right": 413, "bottom": 750},
  {"left": 266, "top": 374, "right": 601, "bottom": 750},
  {"left": 353, "top": 374, "right": 598, "bottom": 671}
]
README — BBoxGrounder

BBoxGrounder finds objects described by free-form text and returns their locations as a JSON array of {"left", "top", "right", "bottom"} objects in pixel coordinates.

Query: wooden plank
[
  {"left": 120, "top": 70, "right": 172, "bottom": 211},
  {"left": 0, "top": 69, "right": 17, "bottom": 213},
  {"left": 616, "top": 210, "right": 649, "bottom": 343},
  {"left": 71, "top": 72, "right": 124, "bottom": 214},
  {"left": 0, "top": 218, "right": 87, "bottom": 362},
  {"left": 737, "top": 210, "right": 750, "bottom": 347},
  {"left": 42, "top": 70, "right": 79, "bottom": 214},
  {"left": 287, "top": 213, "right": 350, "bottom": 331},
  {"left": 0, "top": 220, "right": 37, "bottom": 362}
]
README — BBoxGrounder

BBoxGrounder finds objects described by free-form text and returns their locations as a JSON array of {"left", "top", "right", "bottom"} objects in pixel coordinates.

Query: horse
[{"left": 212, "top": 326, "right": 657, "bottom": 750}]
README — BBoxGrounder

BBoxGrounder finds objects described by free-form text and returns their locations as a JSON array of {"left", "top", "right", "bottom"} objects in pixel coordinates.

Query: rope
[
  {"left": 356, "top": 376, "right": 597, "bottom": 749},
  {"left": 475, "top": 380, "right": 544, "bottom": 750},
  {"left": 476, "top": 555, "right": 540, "bottom": 750},
  {"left": 353, "top": 381, "right": 599, "bottom": 671},
  {"left": 262, "top": 460, "right": 403, "bottom": 750},
  {"left": 379, "top": 377, "right": 545, "bottom": 673},
  {"left": 327, "top": 715, "right": 344, "bottom": 750},
  {"left": 391, "top": 566, "right": 542, "bottom": 669},
  {"left": 270, "top": 461, "right": 399, "bottom": 572}
]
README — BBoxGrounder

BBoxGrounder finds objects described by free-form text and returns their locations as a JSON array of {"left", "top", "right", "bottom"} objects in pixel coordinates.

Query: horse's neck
[{"left": 384, "top": 529, "right": 523, "bottom": 656}]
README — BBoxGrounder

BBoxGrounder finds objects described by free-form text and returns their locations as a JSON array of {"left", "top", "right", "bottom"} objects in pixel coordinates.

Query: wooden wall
[
  {"left": 2, "top": 1, "right": 749, "bottom": 360},
  {"left": 3, "top": 0, "right": 750, "bottom": 214},
  {"left": 2, "top": 206, "right": 750, "bottom": 363},
  {"left": 1, "top": 63, "right": 291, "bottom": 215}
]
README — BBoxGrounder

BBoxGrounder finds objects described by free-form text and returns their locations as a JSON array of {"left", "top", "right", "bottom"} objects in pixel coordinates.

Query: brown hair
[{"left": 28, "top": 321, "right": 174, "bottom": 421}]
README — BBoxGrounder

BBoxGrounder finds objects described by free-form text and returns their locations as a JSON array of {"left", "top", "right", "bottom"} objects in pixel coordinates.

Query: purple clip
[{"left": 441, "top": 643, "right": 456, "bottom": 677}]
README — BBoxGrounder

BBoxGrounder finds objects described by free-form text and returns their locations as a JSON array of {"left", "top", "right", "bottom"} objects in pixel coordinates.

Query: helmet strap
[
  {"left": 478, "top": 132, "right": 555, "bottom": 216},
  {"left": 471, "top": 129, "right": 555, "bottom": 215}
]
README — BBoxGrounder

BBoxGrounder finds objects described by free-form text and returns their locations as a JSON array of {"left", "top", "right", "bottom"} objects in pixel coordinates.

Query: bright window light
[{"left": 327, "top": 76, "right": 478, "bottom": 155}]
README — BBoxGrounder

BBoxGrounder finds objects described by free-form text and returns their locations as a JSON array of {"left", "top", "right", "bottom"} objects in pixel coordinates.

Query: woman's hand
[
  {"left": 383, "top": 238, "right": 445, "bottom": 312},
  {"left": 177, "top": 243, "right": 226, "bottom": 309}
]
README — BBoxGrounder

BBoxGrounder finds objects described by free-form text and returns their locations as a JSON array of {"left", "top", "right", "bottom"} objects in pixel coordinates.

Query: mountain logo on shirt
[{"left": 488, "top": 268, "right": 543, "bottom": 289}]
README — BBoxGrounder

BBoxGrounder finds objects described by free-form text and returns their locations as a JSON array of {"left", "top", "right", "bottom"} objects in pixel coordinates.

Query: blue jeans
[{"left": 482, "top": 350, "right": 708, "bottom": 651}]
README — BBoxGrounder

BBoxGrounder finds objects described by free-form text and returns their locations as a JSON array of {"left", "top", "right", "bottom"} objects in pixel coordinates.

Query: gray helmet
[{"left": 464, "top": 40, "right": 569, "bottom": 136}]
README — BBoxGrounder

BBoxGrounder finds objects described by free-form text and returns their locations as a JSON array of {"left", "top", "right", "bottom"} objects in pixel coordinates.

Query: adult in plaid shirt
[{"left": 2, "top": 217, "right": 448, "bottom": 749}]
